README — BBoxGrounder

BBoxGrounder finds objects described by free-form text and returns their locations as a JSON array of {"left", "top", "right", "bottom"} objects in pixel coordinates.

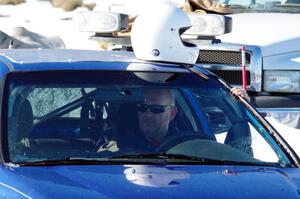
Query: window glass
[{"left": 5, "top": 71, "right": 288, "bottom": 166}]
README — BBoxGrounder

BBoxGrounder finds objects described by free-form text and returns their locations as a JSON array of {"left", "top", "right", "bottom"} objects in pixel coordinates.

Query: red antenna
[{"left": 241, "top": 45, "right": 247, "bottom": 91}]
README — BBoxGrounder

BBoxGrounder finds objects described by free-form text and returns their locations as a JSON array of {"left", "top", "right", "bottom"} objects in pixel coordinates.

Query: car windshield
[
  {"left": 4, "top": 70, "right": 290, "bottom": 166},
  {"left": 218, "top": 0, "right": 300, "bottom": 13}
]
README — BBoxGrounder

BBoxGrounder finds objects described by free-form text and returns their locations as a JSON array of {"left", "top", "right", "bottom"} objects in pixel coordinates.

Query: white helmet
[{"left": 131, "top": 3, "right": 199, "bottom": 64}]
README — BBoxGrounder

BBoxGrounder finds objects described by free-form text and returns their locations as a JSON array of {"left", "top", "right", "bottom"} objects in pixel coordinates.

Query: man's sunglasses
[{"left": 137, "top": 103, "right": 172, "bottom": 114}]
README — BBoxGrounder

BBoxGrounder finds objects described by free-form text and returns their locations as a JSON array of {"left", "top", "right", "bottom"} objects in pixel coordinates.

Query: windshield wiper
[
  {"left": 15, "top": 153, "right": 283, "bottom": 167},
  {"left": 109, "top": 152, "right": 200, "bottom": 161},
  {"left": 15, "top": 156, "right": 167, "bottom": 166},
  {"left": 16, "top": 158, "right": 109, "bottom": 166},
  {"left": 108, "top": 152, "right": 275, "bottom": 166}
]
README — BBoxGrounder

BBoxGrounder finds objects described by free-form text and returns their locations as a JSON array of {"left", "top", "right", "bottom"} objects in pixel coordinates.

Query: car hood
[
  {"left": 217, "top": 13, "right": 300, "bottom": 57},
  {"left": 4, "top": 165, "right": 300, "bottom": 199}
]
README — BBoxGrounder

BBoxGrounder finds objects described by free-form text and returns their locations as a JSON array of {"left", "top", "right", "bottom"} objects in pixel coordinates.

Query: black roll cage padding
[
  {"left": 80, "top": 91, "right": 96, "bottom": 138},
  {"left": 92, "top": 101, "right": 106, "bottom": 142}
]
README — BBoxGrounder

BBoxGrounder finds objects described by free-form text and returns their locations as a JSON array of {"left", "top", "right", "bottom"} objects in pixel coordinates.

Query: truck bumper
[
  {"left": 252, "top": 95, "right": 300, "bottom": 129},
  {"left": 252, "top": 95, "right": 300, "bottom": 108}
]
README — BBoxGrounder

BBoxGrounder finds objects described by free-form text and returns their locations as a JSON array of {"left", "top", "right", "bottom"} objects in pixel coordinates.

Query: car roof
[
  {"left": 0, "top": 49, "right": 192, "bottom": 73},
  {"left": 0, "top": 49, "right": 136, "bottom": 64}
]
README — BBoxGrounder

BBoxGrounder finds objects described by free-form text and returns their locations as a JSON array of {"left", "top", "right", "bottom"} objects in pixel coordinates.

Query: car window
[
  {"left": 28, "top": 88, "right": 81, "bottom": 117},
  {"left": 27, "top": 88, "right": 96, "bottom": 118},
  {"left": 4, "top": 70, "right": 289, "bottom": 166},
  {"left": 193, "top": 88, "right": 279, "bottom": 162}
]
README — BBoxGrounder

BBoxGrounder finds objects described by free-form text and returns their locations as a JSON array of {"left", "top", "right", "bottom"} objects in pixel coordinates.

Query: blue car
[
  {"left": 0, "top": 5, "right": 300, "bottom": 199},
  {"left": 0, "top": 48, "right": 298, "bottom": 198}
]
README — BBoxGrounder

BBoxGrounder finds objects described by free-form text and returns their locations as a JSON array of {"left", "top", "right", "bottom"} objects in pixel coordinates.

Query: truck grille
[
  {"left": 211, "top": 70, "right": 251, "bottom": 85},
  {"left": 197, "top": 50, "right": 251, "bottom": 65}
]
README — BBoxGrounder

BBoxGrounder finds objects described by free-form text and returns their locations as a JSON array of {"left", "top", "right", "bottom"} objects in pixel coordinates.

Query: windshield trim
[{"left": 246, "top": 103, "right": 300, "bottom": 167}]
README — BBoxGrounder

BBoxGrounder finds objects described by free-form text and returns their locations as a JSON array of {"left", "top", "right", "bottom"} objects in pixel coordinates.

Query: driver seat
[{"left": 9, "top": 95, "right": 34, "bottom": 150}]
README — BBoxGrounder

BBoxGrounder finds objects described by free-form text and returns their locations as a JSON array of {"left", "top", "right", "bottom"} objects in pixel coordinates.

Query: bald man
[{"left": 137, "top": 89, "right": 178, "bottom": 148}]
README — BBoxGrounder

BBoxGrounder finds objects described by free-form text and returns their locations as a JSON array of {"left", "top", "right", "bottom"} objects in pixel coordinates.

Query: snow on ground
[
  {"left": 267, "top": 117, "right": 300, "bottom": 155},
  {"left": 1, "top": 0, "right": 300, "bottom": 157},
  {"left": 0, "top": 0, "right": 185, "bottom": 49},
  {"left": 0, "top": 0, "right": 100, "bottom": 49}
]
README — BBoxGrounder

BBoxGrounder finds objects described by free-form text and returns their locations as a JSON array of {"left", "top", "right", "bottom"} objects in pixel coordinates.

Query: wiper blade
[
  {"left": 16, "top": 154, "right": 280, "bottom": 167},
  {"left": 17, "top": 157, "right": 112, "bottom": 166},
  {"left": 17, "top": 156, "right": 167, "bottom": 166},
  {"left": 109, "top": 152, "right": 222, "bottom": 163},
  {"left": 109, "top": 152, "right": 207, "bottom": 162},
  {"left": 109, "top": 152, "right": 278, "bottom": 166}
]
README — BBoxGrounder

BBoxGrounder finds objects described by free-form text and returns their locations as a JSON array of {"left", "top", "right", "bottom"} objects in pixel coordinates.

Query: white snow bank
[
  {"left": 0, "top": 0, "right": 99, "bottom": 49},
  {"left": 267, "top": 117, "right": 300, "bottom": 155}
]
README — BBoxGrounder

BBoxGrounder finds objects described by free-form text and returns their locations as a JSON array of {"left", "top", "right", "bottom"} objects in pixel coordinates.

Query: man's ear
[{"left": 169, "top": 106, "right": 178, "bottom": 121}]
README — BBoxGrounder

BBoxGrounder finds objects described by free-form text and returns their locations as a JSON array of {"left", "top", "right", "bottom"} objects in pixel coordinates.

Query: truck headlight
[
  {"left": 264, "top": 71, "right": 300, "bottom": 92},
  {"left": 73, "top": 12, "right": 129, "bottom": 33},
  {"left": 183, "top": 14, "right": 232, "bottom": 37}
]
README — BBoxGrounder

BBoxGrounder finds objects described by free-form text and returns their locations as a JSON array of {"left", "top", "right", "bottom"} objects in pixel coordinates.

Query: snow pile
[
  {"left": 267, "top": 117, "right": 300, "bottom": 155},
  {"left": 0, "top": 0, "right": 100, "bottom": 49},
  {"left": 0, "top": 0, "right": 185, "bottom": 49}
]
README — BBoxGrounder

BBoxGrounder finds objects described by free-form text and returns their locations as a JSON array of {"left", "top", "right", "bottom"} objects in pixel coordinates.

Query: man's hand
[{"left": 230, "top": 88, "right": 250, "bottom": 101}]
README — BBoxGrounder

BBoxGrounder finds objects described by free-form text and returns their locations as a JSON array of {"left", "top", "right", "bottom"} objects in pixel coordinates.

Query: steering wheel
[{"left": 156, "top": 132, "right": 212, "bottom": 152}]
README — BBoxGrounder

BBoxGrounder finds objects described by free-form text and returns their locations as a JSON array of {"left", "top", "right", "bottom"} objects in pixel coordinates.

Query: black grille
[
  {"left": 197, "top": 50, "right": 251, "bottom": 65},
  {"left": 211, "top": 70, "right": 251, "bottom": 85}
]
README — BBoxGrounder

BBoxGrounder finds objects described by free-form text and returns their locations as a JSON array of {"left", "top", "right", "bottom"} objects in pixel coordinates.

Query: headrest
[{"left": 11, "top": 95, "right": 34, "bottom": 141}]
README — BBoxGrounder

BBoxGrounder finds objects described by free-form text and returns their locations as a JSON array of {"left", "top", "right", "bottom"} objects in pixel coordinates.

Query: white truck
[
  {"left": 200, "top": 0, "right": 300, "bottom": 127},
  {"left": 191, "top": 0, "right": 300, "bottom": 153}
]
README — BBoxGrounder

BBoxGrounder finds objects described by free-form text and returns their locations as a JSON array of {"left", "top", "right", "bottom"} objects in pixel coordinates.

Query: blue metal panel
[
  {"left": 0, "top": 165, "right": 299, "bottom": 199},
  {"left": 0, "top": 62, "right": 10, "bottom": 78}
]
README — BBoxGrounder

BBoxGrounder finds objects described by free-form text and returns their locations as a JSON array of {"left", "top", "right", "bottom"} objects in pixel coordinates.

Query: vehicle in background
[
  {"left": 187, "top": 0, "right": 300, "bottom": 155},
  {"left": 200, "top": 0, "right": 300, "bottom": 131}
]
